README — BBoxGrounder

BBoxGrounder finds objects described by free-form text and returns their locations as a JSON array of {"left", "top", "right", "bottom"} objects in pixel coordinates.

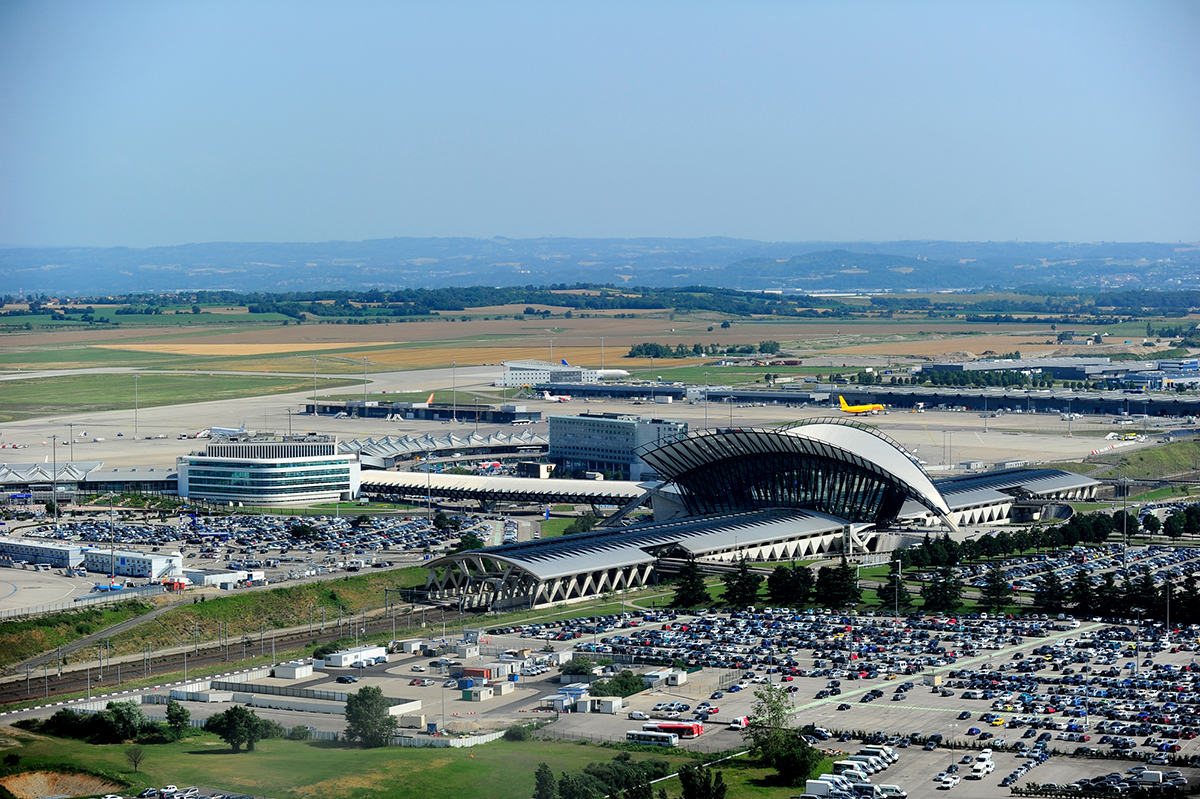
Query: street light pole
[
  {"left": 452, "top": 362, "right": 457, "bottom": 423},
  {"left": 68, "top": 423, "right": 75, "bottom": 461},
  {"left": 312, "top": 357, "right": 319, "bottom": 415},
  {"left": 704, "top": 372, "right": 709, "bottom": 429},
  {"left": 49, "top": 434, "right": 58, "bottom": 528},
  {"left": 133, "top": 374, "right": 139, "bottom": 440},
  {"left": 363, "top": 358, "right": 369, "bottom": 405}
]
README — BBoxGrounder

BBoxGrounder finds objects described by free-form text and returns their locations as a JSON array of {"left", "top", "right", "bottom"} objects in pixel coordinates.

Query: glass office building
[{"left": 177, "top": 435, "right": 360, "bottom": 506}]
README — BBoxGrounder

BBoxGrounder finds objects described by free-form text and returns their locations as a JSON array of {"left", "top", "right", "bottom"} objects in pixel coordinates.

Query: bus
[
  {"left": 643, "top": 721, "right": 704, "bottom": 738},
  {"left": 626, "top": 730, "right": 679, "bottom": 747}
]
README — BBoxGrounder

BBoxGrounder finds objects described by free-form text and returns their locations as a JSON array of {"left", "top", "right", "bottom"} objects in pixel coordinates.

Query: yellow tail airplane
[{"left": 839, "top": 395, "right": 885, "bottom": 415}]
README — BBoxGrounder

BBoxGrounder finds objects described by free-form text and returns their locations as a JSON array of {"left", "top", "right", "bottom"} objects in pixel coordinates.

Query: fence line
[
  {"left": 392, "top": 730, "right": 506, "bottom": 748},
  {"left": 0, "top": 585, "right": 169, "bottom": 619},
  {"left": 209, "top": 679, "right": 347, "bottom": 703}
]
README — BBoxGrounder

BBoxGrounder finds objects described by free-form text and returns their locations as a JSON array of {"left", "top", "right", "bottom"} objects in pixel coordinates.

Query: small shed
[
  {"left": 275, "top": 661, "right": 313, "bottom": 680},
  {"left": 463, "top": 686, "right": 494, "bottom": 702}
]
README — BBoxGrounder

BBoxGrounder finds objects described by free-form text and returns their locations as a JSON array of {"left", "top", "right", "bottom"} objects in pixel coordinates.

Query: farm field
[{"left": 1, "top": 311, "right": 1114, "bottom": 373}]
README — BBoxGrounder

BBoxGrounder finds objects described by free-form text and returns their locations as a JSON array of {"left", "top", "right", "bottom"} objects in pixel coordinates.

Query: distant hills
[{"left": 1, "top": 237, "right": 1195, "bottom": 295}]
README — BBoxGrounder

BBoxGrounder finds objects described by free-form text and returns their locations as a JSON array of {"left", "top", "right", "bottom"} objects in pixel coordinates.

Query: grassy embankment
[
  {"left": 103, "top": 568, "right": 429, "bottom": 659},
  {"left": 1087, "top": 439, "right": 1200, "bottom": 480},
  {"left": 0, "top": 600, "right": 156, "bottom": 670}
]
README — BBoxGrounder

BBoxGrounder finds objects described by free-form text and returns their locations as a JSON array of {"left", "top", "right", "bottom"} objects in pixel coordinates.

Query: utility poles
[
  {"left": 133, "top": 374, "right": 139, "bottom": 441},
  {"left": 452, "top": 362, "right": 457, "bottom": 423},
  {"left": 363, "top": 358, "right": 369, "bottom": 405},
  {"left": 600, "top": 337, "right": 605, "bottom": 369},
  {"left": 312, "top": 357, "right": 319, "bottom": 415},
  {"left": 68, "top": 422, "right": 75, "bottom": 461}
]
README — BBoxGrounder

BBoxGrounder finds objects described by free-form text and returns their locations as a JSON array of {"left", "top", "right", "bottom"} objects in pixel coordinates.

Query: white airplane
[
  {"left": 562, "top": 358, "right": 629, "bottom": 379},
  {"left": 543, "top": 391, "right": 571, "bottom": 402},
  {"left": 210, "top": 422, "right": 250, "bottom": 437}
]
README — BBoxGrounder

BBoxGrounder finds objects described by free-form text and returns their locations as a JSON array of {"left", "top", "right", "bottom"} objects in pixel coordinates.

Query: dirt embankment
[{"left": 0, "top": 770, "right": 123, "bottom": 799}]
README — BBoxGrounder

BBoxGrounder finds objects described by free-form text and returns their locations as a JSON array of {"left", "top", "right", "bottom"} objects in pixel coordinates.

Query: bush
[
  {"left": 288, "top": 725, "right": 314, "bottom": 741},
  {"left": 503, "top": 725, "right": 531, "bottom": 742}
]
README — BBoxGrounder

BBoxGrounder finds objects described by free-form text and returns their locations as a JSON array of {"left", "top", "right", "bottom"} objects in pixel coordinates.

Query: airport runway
[{"left": 0, "top": 363, "right": 1147, "bottom": 471}]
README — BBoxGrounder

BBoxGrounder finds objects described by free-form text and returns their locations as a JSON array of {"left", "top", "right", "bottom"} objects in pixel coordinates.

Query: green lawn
[
  {"left": 540, "top": 518, "right": 575, "bottom": 538},
  {"left": 1, "top": 729, "right": 700, "bottom": 799},
  {"left": 0, "top": 373, "right": 358, "bottom": 422}
]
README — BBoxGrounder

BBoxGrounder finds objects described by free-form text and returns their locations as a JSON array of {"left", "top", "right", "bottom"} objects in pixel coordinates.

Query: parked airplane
[
  {"left": 839, "top": 395, "right": 884, "bottom": 415},
  {"left": 543, "top": 391, "right": 572, "bottom": 402},
  {"left": 210, "top": 422, "right": 250, "bottom": 437},
  {"left": 561, "top": 358, "right": 630, "bottom": 379}
]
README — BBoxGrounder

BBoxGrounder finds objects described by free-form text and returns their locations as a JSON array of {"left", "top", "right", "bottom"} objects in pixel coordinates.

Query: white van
[
  {"left": 727, "top": 716, "right": 749, "bottom": 730},
  {"left": 860, "top": 746, "right": 898, "bottom": 764},
  {"left": 878, "top": 786, "right": 907, "bottom": 798}
]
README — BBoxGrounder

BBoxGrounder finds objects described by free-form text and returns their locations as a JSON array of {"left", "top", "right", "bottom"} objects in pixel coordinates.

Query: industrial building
[
  {"left": 177, "top": 434, "right": 360, "bottom": 506},
  {"left": 304, "top": 399, "right": 540, "bottom": 425},
  {"left": 917, "top": 356, "right": 1156, "bottom": 383},
  {"left": 0, "top": 538, "right": 84, "bottom": 568},
  {"left": 82, "top": 547, "right": 183, "bottom": 579},
  {"left": 548, "top": 412, "right": 688, "bottom": 480},
  {"left": 495, "top": 360, "right": 599, "bottom": 387}
]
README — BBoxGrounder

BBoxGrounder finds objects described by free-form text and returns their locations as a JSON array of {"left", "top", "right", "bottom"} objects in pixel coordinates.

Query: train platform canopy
[
  {"left": 340, "top": 430, "right": 548, "bottom": 468},
  {"left": 899, "top": 468, "right": 1099, "bottom": 527},
  {"left": 359, "top": 471, "right": 647, "bottom": 507},
  {"left": 424, "top": 508, "right": 854, "bottom": 609}
]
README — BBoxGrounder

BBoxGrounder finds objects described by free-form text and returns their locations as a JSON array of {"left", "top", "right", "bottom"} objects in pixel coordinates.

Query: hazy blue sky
[{"left": 1, "top": 1, "right": 1197, "bottom": 248}]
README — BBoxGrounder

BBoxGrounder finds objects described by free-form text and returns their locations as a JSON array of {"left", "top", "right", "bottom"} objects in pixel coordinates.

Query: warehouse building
[
  {"left": 82, "top": 547, "right": 183, "bottom": 579},
  {"left": 0, "top": 538, "right": 84, "bottom": 568}
]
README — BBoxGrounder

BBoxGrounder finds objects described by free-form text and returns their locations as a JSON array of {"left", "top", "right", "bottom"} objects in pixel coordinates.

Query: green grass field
[
  {"left": 0, "top": 728, "right": 707, "bottom": 799},
  {"left": 0, "top": 373, "right": 359, "bottom": 422}
]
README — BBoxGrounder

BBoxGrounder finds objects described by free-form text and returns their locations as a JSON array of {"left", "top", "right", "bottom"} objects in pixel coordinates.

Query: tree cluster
[
  {"left": 206, "top": 705, "right": 284, "bottom": 752},
  {"left": 536, "top": 752, "right": 672, "bottom": 799},
  {"left": 720, "top": 558, "right": 764, "bottom": 608},
  {"left": 344, "top": 685, "right": 396, "bottom": 747},
  {"left": 671, "top": 559, "right": 712, "bottom": 609},
  {"left": 813, "top": 558, "right": 862, "bottom": 608},
  {"left": 766, "top": 563, "right": 814, "bottom": 608}
]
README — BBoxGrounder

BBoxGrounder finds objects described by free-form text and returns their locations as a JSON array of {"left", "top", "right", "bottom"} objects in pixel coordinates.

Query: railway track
[{"left": 0, "top": 608, "right": 441, "bottom": 708}]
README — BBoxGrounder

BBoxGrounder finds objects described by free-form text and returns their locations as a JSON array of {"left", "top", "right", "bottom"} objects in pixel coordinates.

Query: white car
[{"left": 410, "top": 664, "right": 426, "bottom": 672}]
